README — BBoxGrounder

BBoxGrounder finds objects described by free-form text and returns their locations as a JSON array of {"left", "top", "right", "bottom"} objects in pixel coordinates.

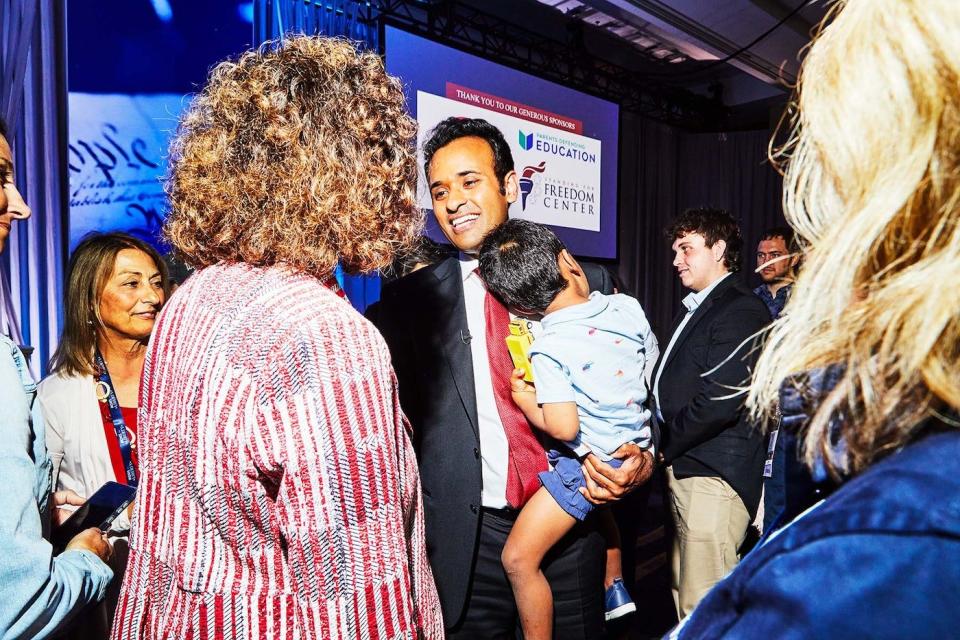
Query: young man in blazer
[
  {"left": 651, "top": 207, "right": 769, "bottom": 619},
  {"left": 371, "top": 117, "right": 654, "bottom": 638}
]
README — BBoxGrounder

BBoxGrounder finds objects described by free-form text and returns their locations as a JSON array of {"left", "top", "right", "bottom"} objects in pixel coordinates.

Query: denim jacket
[
  {"left": 0, "top": 335, "right": 113, "bottom": 639},
  {"left": 669, "top": 371, "right": 960, "bottom": 639}
]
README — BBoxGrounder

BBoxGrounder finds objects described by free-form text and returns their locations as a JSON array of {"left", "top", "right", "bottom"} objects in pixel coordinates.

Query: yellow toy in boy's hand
[{"left": 505, "top": 318, "right": 535, "bottom": 382}]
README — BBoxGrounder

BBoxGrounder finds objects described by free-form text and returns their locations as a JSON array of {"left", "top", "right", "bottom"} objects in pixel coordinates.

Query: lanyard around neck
[{"left": 94, "top": 349, "right": 138, "bottom": 487}]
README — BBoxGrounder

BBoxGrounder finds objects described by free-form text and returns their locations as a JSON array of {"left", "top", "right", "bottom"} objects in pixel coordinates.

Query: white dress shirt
[
  {"left": 460, "top": 256, "right": 513, "bottom": 508},
  {"left": 38, "top": 371, "right": 133, "bottom": 533}
]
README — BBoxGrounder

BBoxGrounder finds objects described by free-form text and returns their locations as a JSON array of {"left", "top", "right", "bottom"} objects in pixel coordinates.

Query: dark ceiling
[
  {"left": 536, "top": 0, "right": 831, "bottom": 103},
  {"left": 460, "top": 0, "right": 833, "bottom": 129}
]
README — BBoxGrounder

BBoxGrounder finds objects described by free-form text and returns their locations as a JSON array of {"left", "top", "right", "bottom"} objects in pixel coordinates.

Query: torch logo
[{"left": 519, "top": 162, "right": 546, "bottom": 210}]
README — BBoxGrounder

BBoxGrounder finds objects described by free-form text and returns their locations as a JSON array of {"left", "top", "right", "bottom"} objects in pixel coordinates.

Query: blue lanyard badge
[{"left": 93, "top": 350, "right": 138, "bottom": 487}]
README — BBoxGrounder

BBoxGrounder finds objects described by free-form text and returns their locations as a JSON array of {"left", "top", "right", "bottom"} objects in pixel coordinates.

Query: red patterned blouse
[{"left": 111, "top": 263, "right": 443, "bottom": 640}]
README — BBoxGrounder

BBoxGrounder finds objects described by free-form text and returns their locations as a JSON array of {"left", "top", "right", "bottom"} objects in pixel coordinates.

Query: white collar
[
  {"left": 459, "top": 252, "right": 479, "bottom": 282},
  {"left": 682, "top": 271, "right": 732, "bottom": 312}
]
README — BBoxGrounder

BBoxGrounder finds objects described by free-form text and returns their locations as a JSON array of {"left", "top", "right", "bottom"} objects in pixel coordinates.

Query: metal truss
[
  {"left": 270, "top": 0, "right": 724, "bottom": 127},
  {"left": 369, "top": 0, "right": 723, "bottom": 128}
]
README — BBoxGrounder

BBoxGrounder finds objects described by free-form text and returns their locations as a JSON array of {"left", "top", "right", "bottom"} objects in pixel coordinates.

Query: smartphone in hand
[{"left": 52, "top": 481, "right": 137, "bottom": 551}]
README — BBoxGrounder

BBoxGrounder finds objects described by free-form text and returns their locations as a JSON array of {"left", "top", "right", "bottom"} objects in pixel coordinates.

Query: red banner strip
[{"left": 445, "top": 82, "right": 583, "bottom": 135}]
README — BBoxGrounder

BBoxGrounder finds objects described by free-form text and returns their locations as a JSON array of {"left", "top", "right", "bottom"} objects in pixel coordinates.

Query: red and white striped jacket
[{"left": 111, "top": 262, "right": 443, "bottom": 639}]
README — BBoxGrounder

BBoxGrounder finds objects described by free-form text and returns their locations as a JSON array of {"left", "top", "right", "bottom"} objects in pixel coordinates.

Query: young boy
[{"left": 478, "top": 219, "right": 657, "bottom": 639}]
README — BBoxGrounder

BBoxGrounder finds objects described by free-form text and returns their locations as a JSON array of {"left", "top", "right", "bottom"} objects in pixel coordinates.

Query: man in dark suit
[
  {"left": 651, "top": 207, "right": 769, "bottom": 619},
  {"left": 371, "top": 117, "right": 654, "bottom": 638}
]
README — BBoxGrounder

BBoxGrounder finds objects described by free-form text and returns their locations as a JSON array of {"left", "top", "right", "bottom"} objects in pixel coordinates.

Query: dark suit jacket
[
  {"left": 581, "top": 261, "right": 615, "bottom": 295},
  {"left": 369, "top": 257, "right": 477, "bottom": 627},
  {"left": 653, "top": 273, "right": 769, "bottom": 517},
  {"left": 370, "top": 256, "right": 609, "bottom": 627}
]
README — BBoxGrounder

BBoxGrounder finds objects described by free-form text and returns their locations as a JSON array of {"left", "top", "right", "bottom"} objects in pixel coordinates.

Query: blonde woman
[
  {"left": 670, "top": 1, "right": 960, "bottom": 637},
  {"left": 110, "top": 37, "right": 442, "bottom": 640}
]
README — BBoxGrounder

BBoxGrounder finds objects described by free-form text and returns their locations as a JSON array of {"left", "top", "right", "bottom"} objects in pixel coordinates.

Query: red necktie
[{"left": 483, "top": 288, "right": 548, "bottom": 507}]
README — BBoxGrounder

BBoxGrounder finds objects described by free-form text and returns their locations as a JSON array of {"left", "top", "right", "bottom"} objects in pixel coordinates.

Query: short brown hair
[
  {"left": 666, "top": 207, "right": 743, "bottom": 272},
  {"left": 49, "top": 233, "right": 169, "bottom": 377},
  {"left": 164, "top": 36, "right": 421, "bottom": 277},
  {"left": 760, "top": 226, "right": 799, "bottom": 253}
]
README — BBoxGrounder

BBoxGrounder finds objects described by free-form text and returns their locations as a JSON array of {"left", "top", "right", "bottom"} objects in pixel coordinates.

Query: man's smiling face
[
  {"left": 672, "top": 232, "right": 728, "bottom": 292},
  {"left": 428, "top": 136, "right": 517, "bottom": 254}
]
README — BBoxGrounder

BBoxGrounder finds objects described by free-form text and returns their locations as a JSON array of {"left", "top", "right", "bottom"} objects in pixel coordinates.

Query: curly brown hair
[
  {"left": 164, "top": 36, "right": 421, "bottom": 277},
  {"left": 665, "top": 207, "right": 743, "bottom": 273}
]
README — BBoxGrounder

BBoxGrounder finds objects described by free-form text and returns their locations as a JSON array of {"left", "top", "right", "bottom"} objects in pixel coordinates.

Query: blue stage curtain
[
  {"left": 254, "top": 0, "right": 382, "bottom": 314},
  {"left": 0, "top": 0, "right": 68, "bottom": 376}
]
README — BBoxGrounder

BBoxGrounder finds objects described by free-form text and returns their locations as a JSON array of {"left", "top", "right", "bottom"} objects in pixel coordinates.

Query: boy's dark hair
[
  {"left": 666, "top": 207, "right": 743, "bottom": 272},
  {"left": 479, "top": 218, "right": 567, "bottom": 313},
  {"left": 0, "top": 116, "right": 7, "bottom": 139},
  {"left": 423, "top": 117, "right": 514, "bottom": 190},
  {"left": 761, "top": 225, "right": 799, "bottom": 252}
]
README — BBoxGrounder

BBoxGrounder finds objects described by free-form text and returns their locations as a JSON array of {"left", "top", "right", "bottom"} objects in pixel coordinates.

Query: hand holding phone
[
  {"left": 51, "top": 489, "right": 86, "bottom": 527},
  {"left": 52, "top": 481, "right": 136, "bottom": 552},
  {"left": 65, "top": 528, "right": 113, "bottom": 562}
]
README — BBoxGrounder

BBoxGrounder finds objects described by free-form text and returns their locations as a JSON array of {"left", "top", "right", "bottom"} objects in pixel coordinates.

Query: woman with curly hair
[
  {"left": 110, "top": 37, "right": 441, "bottom": 640},
  {"left": 670, "top": 1, "right": 960, "bottom": 637}
]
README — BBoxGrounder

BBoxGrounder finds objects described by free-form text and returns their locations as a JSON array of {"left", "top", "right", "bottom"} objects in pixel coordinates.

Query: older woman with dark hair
[
  {"left": 0, "top": 119, "right": 113, "bottom": 637},
  {"left": 38, "top": 231, "right": 168, "bottom": 638},
  {"left": 110, "top": 37, "right": 442, "bottom": 640}
]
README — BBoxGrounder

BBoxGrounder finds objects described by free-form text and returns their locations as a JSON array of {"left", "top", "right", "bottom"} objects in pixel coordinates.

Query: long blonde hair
[{"left": 749, "top": 0, "right": 960, "bottom": 477}]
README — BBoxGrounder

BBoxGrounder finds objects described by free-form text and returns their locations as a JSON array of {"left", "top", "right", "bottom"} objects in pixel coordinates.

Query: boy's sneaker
[{"left": 604, "top": 578, "right": 637, "bottom": 621}]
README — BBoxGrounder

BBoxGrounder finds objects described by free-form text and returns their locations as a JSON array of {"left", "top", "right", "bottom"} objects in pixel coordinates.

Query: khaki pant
[{"left": 667, "top": 467, "right": 751, "bottom": 619}]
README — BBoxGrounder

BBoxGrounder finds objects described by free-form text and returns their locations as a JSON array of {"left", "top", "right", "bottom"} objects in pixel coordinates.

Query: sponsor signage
[{"left": 418, "top": 90, "right": 601, "bottom": 233}]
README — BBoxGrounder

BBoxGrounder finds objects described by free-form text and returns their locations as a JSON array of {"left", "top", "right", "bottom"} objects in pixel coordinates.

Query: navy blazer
[
  {"left": 673, "top": 428, "right": 960, "bottom": 639},
  {"left": 653, "top": 273, "right": 769, "bottom": 516},
  {"left": 370, "top": 257, "right": 479, "bottom": 627}
]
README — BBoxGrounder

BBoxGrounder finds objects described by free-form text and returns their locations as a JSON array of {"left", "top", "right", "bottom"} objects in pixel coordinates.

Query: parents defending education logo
[{"left": 518, "top": 130, "right": 534, "bottom": 151}]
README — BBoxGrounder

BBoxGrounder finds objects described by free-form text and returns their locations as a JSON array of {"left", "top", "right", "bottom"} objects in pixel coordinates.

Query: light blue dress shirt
[
  {"left": 653, "top": 272, "right": 732, "bottom": 420},
  {"left": 530, "top": 292, "right": 657, "bottom": 460},
  {"left": 0, "top": 334, "right": 112, "bottom": 640}
]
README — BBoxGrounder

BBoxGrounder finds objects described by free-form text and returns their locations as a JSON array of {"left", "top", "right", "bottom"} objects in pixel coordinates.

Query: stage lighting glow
[
  {"left": 150, "top": 0, "right": 173, "bottom": 22},
  {"left": 237, "top": 2, "right": 254, "bottom": 24}
]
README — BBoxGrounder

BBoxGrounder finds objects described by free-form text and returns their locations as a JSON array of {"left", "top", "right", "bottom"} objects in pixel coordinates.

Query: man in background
[
  {"left": 753, "top": 226, "right": 798, "bottom": 320},
  {"left": 753, "top": 227, "right": 825, "bottom": 533},
  {"left": 652, "top": 207, "right": 769, "bottom": 619}
]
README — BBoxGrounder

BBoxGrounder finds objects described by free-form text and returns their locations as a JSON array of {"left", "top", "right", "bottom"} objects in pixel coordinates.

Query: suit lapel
[
  {"left": 662, "top": 274, "right": 737, "bottom": 373},
  {"left": 429, "top": 258, "right": 480, "bottom": 439},
  {"left": 652, "top": 307, "right": 687, "bottom": 379}
]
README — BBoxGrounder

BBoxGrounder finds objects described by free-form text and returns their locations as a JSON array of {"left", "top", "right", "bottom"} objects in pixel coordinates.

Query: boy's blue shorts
[{"left": 538, "top": 449, "right": 624, "bottom": 521}]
